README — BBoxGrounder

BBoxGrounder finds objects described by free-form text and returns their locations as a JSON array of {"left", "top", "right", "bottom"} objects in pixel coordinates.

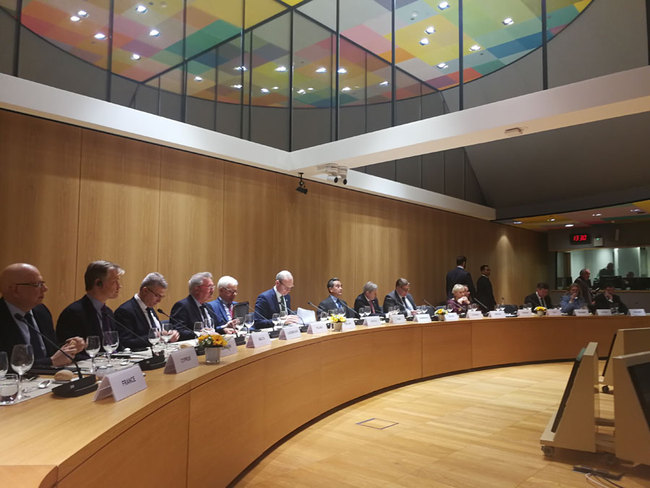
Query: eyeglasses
[
  {"left": 16, "top": 282, "right": 47, "bottom": 288},
  {"left": 223, "top": 288, "right": 238, "bottom": 295},
  {"left": 146, "top": 287, "right": 166, "bottom": 299}
]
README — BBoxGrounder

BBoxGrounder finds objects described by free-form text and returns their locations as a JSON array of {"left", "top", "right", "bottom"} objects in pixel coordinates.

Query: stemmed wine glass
[
  {"left": 11, "top": 344, "right": 34, "bottom": 400},
  {"left": 0, "top": 351, "right": 8, "bottom": 378},
  {"left": 102, "top": 331, "right": 119, "bottom": 368},
  {"left": 359, "top": 306, "right": 370, "bottom": 319},
  {"left": 193, "top": 321, "right": 204, "bottom": 338},
  {"left": 243, "top": 313, "right": 254, "bottom": 337},
  {"left": 161, "top": 323, "right": 175, "bottom": 352},
  {"left": 85, "top": 335, "right": 100, "bottom": 373},
  {"left": 271, "top": 313, "right": 280, "bottom": 330},
  {"left": 278, "top": 310, "right": 288, "bottom": 328}
]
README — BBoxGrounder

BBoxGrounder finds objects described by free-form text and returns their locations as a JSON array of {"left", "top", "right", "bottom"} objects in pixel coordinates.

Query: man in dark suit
[
  {"left": 57, "top": 260, "right": 124, "bottom": 356},
  {"left": 318, "top": 277, "right": 356, "bottom": 318},
  {"left": 206, "top": 275, "right": 241, "bottom": 328},
  {"left": 114, "top": 272, "right": 177, "bottom": 350},
  {"left": 254, "top": 270, "right": 301, "bottom": 329},
  {"left": 170, "top": 272, "right": 234, "bottom": 339},
  {"left": 354, "top": 281, "right": 383, "bottom": 316},
  {"left": 1, "top": 263, "right": 83, "bottom": 367},
  {"left": 574, "top": 268, "right": 594, "bottom": 305},
  {"left": 445, "top": 255, "right": 476, "bottom": 299},
  {"left": 524, "top": 282, "right": 553, "bottom": 309},
  {"left": 594, "top": 285, "right": 629, "bottom": 314},
  {"left": 475, "top": 265, "right": 496, "bottom": 312},
  {"left": 383, "top": 278, "right": 417, "bottom": 315}
]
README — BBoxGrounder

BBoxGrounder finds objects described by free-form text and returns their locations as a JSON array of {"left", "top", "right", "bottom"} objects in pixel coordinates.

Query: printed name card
[
  {"left": 488, "top": 310, "right": 506, "bottom": 319},
  {"left": 466, "top": 310, "right": 483, "bottom": 320},
  {"left": 444, "top": 312, "right": 459, "bottom": 322},
  {"left": 164, "top": 347, "right": 199, "bottom": 374},
  {"left": 629, "top": 308, "right": 647, "bottom": 316},
  {"left": 595, "top": 309, "right": 612, "bottom": 316},
  {"left": 517, "top": 309, "right": 533, "bottom": 317},
  {"left": 307, "top": 322, "right": 328, "bottom": 334},
  {"left": 414, "top": 313, "right": 431, "bottom": 323},
  {"left": 341, "top": 319, "right": 356, "bottom": 331},
  {"left": 364, "top": 316, "right": 382, "bottom": 327},
  {"left": 546, "top": 308, "right": 562, "bottom": 316},
  {"left": 246, "top": 331, "right": 272, "bottom": 348},
  {"left": 279, "top": 325, "right": 302, "bottom": 340},
  {"left": 574, "top": 309, "right": 590, "bottom": 316},
  {"left": 94, "top": 364, "right": 146, "bottom": 402},
  {"left": 389, "top": 314, "right": 407, "bottom": 325},
  {"left": 221, "top": 337, "right": 238, "bottom": 357}
]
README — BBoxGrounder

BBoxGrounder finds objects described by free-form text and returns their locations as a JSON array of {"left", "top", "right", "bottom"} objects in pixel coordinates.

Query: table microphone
[
  {"left": 14, "top": 313, "right": 98, "bottom": 397},
  {"left": 102, "top": 312, "right": 166, "bottom": 371},
  {"left": 307, "top": 301, "right": 328, "bottom": 314},
  {"left": 340, "top": 301, "right": 360, "bottom": 318},
  {"left": 156, "top": 308, "right": 200, "bottom": 336}
]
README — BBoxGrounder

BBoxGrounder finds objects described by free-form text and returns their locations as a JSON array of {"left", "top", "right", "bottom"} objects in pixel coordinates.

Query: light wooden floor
[{"left": 236, "top": 362, "right": 650, "bottom": 487}]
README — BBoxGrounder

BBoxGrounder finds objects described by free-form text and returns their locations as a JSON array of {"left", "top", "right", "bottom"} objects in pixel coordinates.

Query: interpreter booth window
[{"left": 556, "top": 247, "right": 650, "bottom": 290}]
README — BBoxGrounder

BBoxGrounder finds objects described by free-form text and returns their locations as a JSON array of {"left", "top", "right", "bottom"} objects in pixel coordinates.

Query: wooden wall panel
[
  {"left": 0, "top": 110, "right": 80, "bottom": 319},
  {"left": 76, "top": 130, "right": 161, "bottom": 310}
]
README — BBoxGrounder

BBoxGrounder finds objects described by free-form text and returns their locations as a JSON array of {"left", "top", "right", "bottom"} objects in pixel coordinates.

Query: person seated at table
[
  {"left": 560, "top": 284, "right": 587, "bottom": 315},
  {"left": 523, "top": 282, "right": 553, "bottom": 309},
  {"left": 594, "top": 285, "right": 629, "bottom": 315},
  {"left": 447, "top": 284, "right": 470, "bottom": 315},
  {"left": 354, "top": 281, "right": 383, "bottom": 316},
  {"left": 318, "top": 277, "right": 355, "bottom": 318},
  {"left": 206, "top": 275, "right": 242, "bottom": 328},
  {"left": 254, "top": 270, "right": 301, "bottom": 329},
  {"left": 383, "top": 278, "right": 417, "bottom": 315}
]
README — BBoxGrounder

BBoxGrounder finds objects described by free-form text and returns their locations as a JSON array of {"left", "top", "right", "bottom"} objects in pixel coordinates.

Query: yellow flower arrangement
[
  {"left": 197, "top": 333, "right": 228, "bottom": 348},
  {"left": 329, "top": 313, "right": 347, "bottom": 323},
  {"left": 534, "top": 306, "right": 547, "bottom": 312},
  {"left": 434, "top": 308, "right": 447, "bottom": 315}
]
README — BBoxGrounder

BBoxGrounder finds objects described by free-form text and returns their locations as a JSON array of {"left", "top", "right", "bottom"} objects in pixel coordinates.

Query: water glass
[
  {"left": 193, "top": 321, "right": 204, "bottom": 338},
  {"left": 85, "top": 335, "right": 101, "bottom": 373},
  {"left": 271, "top": 313, "right": 280, "bottom": 330},
  {"left": 243, "top": 313, "right": 255, "bottom": 336},
  {"left": 0, "top": 351, "right": 8, "bottom": 378},
  {"left": 11, "top": 344, "right": 34, "bottom": 400},
  {"left": 0, "top": 374, "right": 19, "bottom": 405},
  {"left": 102, "top": 331, "right": 119, "bottom": 367}
]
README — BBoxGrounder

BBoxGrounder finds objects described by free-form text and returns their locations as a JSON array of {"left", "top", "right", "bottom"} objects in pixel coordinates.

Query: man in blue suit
[
  {"left": 445, "top": 255, "right": 476, "bottom": 299},
  {"left": 206, "top": 276, "right": 240, "bottom": 328},
  {"left": 254, "top": 270, "right": 301, "bottom": 329},
  {"left": 318, "top": 277, "right": 356, "bottom": 318}
]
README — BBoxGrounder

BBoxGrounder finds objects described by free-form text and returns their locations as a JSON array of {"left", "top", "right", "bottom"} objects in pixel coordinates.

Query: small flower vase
[
  {"left": 536, "top": 310, "right": 545, "bottom": 317},
  {"left": 204, "top": 347, "right": 221, "bottom": 364},
  {"left": 437, "top": 314, "right": 445, "bottom": 322}
]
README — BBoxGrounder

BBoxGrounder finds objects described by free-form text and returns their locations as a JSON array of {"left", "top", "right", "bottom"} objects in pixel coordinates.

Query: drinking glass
[
  {"left": 0, "top": 374, "right": 19, "bottom": 405},
  {"left": 161, "top": 323, "right": 175, "bottom": 352},
  {"left": 147, "top": 328, "right": 161, "bottom": 350},
  {"left": 359, "top": 306, "right": 369, "bottom": 319},
  {"left": 85, "top": 335, "right": 101, "bottom": 373},
  {"left": 271, "top": 313, "right": 280, "bottom": 330},
  {"left": 279, "top": 310, "right": 288, "bottom": 327},
  {"left": 102, "top": 331, "right": 119, "bottom": 368},
  {"left": 243, "top": 313, "right": 255, "bottom": 337},
  {"left": 193, "top": 321, "right": 204, "bottom": 338},
  {"left": 0, "top": 351, "right": 8, "bottom": 378},
  {"left": 11, "top": 344, "right": 34, "bottom": 399}
]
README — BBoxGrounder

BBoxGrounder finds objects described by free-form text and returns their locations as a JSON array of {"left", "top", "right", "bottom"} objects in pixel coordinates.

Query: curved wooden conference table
[{"left": 1, "top": 315, "right": 648, "bottom": 488}]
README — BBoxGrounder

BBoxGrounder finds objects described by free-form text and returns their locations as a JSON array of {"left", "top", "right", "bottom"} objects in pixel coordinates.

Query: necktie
[
  {"left": 280, "top": 296, "right": 287, "bottom": 313},
  {"left": 200, "top": 305, "right": 213, "bottom": 327},
  {"left": 403, "top": 296, "right": 413, "bottom": 311},
  {"left": 146, "top": 307, "right": 158, "bottom": 329},
  {"left": 101, "top": 305, "right": 112, "bottom": 332},
  {"left": 24, "top": 312, "right": 47, "bottom": 359},
  {"left": 540, "top": 296, "right": 546, "bottom": 308},
  {"left": 368, "top": 299, "right": 375, "bottom": 314}
]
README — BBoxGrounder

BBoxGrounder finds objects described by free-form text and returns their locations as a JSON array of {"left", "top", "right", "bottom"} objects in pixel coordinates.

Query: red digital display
[{"left": 570, "top": 233, "right": 590, "bottom": 244}]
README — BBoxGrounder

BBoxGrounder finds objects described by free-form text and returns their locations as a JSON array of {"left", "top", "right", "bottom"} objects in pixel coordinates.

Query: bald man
[{"left": 0, "top": 263, "right": 84, "bottom": 367}]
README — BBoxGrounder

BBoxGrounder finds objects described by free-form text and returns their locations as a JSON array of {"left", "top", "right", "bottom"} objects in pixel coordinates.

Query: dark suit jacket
[
  {"left": 254, "top": 288, "right": 291, "bottom": 329},
  {"left": 353, "top": 293, "right": 382, "bottom": 315},
  {"left": 170, "top": 295, "right": 222, "bottom": 340},
  {"left": 446, "top": 266, "right": 476, "bottom": 299},
  {"left": 594, "top": 293, "right": 628, "bottom": 314},
  {"left": 56, "top": 295, "right": 114, "bottom": 356},
  {"left": 114, "top": 297, "right": 160, "bottom": 350},
  {"left": 475, "top": 275, "right": 496, "bottom": 311},
  {"left": 318, "top": 296, "right": 356, "bottom": 318},
  {"left": 0, "top": 298, "right": 57, "bottom": 367},
  {"left": 383, "top": 290, "right": 416, "bottom": 315},
  {"left": 523, "top": 292, "right": 553, "bottom": 309},
  {"left": 206, "top": 298, "right": 238, "bottom": 327}
]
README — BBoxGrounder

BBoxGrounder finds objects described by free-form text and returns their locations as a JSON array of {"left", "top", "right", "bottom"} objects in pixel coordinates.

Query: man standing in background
[{"left": 475, "top": 265, "right": 496, "bottom": 312}]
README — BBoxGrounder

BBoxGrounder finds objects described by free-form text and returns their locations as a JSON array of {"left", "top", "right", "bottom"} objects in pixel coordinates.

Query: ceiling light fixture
[
  {"left": 70, "top": 15, "right": 80, "bottom": 22},
  {"left": 135, "top": 4, "right": 148, "bottom": 13},
  {"left": 436, "top": 62, "right": 448, "bottom": 69},
  {"left": 194, "top": 76, "right": 203, "bottom": 82},
  {"left": 419, "top": 38, "right": 429, "bottom": 46},
  {"left": 275, "top": 65, "right": 287, "bottom": 72},
  {"left": 232, "top": 84, "right": 242, "bottom": 89},
  {"left": 130, "top": 53, "right": 141, "bottom": 60},
  {"left": 547, "top": 218, "right": 556, "bottom": 222},
  {"left": 592, "top": 212, "right": 602, "bottom": 217},
  {"left": 438, "top": 1, "right": 450, "bottom": 10},
  {"left": 77, "top": 10, "right": 89, "bottom": 18},
  {"left": 272, "top": 86, "right": 279, "bottom": 90},
  {"left": 149, "top": 28, "right": 160, "bottom": 37},
  {"left": 315, "top": 67, "right": 327, "bottom": 73},
  {"left": 337, "top": 67, "right": 347, "bottom": 74},
  {"left": 297, "top": 89, "right": 306, "bottom": 94},
  {"left": 565, "top": 223, "right": 575, "bottom": 228},
  {"left": 260, "top": 88, "right": 269, "bottom": 93},
  {"left": 469, "top": 44, "right": 481, "bottom": 52},
  {"left": 379, "top": 80, "right": 389, "bottom": 86},
  {"left": 94, "top": 33, "right": 106, "bottom": 40},
  {"left": 512, "top": 221, "right": 522, "bottom": 225},
  {"left": 234, "top": 66, "right": 247, "bottom": 71},
  {"left": 502, "top": 17, "right": 514, "bottom": 26},
  {"left": 341, "top": 86, "right": 351, "bottom": 92},
  {"left": 425, "top": 26, "right": 435, "bottom": 35}
]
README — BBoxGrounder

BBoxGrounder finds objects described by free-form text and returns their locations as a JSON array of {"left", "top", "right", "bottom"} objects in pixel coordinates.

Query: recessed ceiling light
[
  {"left": 502, "top": 17, "right": 514, "bottom": 26},
  {"left": 425, "top": 26, "right": 435, "bottom": 35},
  {"left": 272, "top": 86, "right": 279, "bottom": 90},
  {"left": 469, "top": 44, "right": 481, "bottom": 52},
  {"left": 547, "top": 218, "right": 556, "bottom": 222},
  {"left": 592, "top": 212, "right": 602, "bottom": 217},
  {"left": 630, "top": 208, "right": 643, "bottom": 213},
  {"left": 307, "top": 87, "right": 314, "bottom": 91},
  {"left": 419, "top": 38, "right": 429, "bottom": 46},
  {"left": 438, "top": 1, "right": 450, "bottom": 10},
  {"left": 337, "top": 67, "right": 347, "bottom": 74},
  {"left": 130, "top": 53, "right": 141, "bottom": 60},
  {"left": 379, "top": 80, "right": 389, "bottom": 86},
  {"left": 315, "top": 67, "right": 327, "bottom": 73},
  {"left": 194, "top": 76, "right": 203, "bottom": 82},
  {"left": 410, "top": 11, "right": 418, "bottom": 20},
  {"left": 297, "top": 89, "right": 306, "bottom": 94},
  {"left": 234, "top": 66, "right": 247, "bottom": 71},
  {"left": 512, "top": 221, "right": 522, "bottom": 225},
  {"left": 275, "top": 65, "right": 287, "bottom": 72},
  {"left": 341, "top": 86, "right": 351, "bottom": 92},
  {"left": 77, "top": 10, "right": 89, "bottom": 18},
  {"left": 94, "top": 33, "right": 106, "bottom": 40},
  {"left": 565, "top": 223, "right": 574, "bottom": 228},
  {"left": 260, "top": 88, "right": 269, "bottom": 93},
  {"left": 232, "top": 84, "right": 242, "bottom": 89},
  {"left": 70, "top": 15, "right": 80, "bottom": 22},
  {"left": 149, "top": 28, "right": 160, "bottom": 37},
  {"left": 436, "top": 62, "right": 448, "bottom": 69},
  {"left": 135, "top": 4, "right": 148, "bottom": 14}
]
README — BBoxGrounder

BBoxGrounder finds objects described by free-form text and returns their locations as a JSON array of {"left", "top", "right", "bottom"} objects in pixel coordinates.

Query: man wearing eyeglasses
[
  {"left": 0, "top": 263, "right": 84, "bottom": 367},
  {"left": 383, "top": 278, "right": 417, "bottom": 315},
  {"left": 254, "top": 270, "right": 301, "bottom": 329},
  {"left": 114, "top": 272, "right": 177, "bottom": 350},
  {"left": 206, "top": 276, "right": 241, "bottom": 329}
]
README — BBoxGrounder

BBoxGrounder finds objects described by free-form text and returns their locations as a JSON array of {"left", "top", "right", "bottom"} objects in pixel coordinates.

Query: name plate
[
  {"left": 546, "top": 308, "right": 562, "bottom": 316},
  {"left": 364, "top": 316, "right": 382, "bottom": 327},
  {"left": 94, "top": 364, "right": 146, "bottom": 402},
  {"left": 389, "top": 314, "right": 406, "bottom": 324},
  {"left": 444, "top": 312, "right": 460, "bottom": 322},
  {"left": 164, "top": 347, "right": 199, "bottom": 374},
  {"left": 466, "top": 310, "right": 483, "bottom": 320},
  {"left": 307, "top": 322, "right": 328, "bottom": 334},
  {"left": 488, "top": 310, "right": 506, "bottom": 319},
  {"left": 221, "top": 337, "right": 238, "bottom": 357},
  {"left": 341, "top": 319, "right": 356, "bottom": 331},
  {"left": 517, "top": 309, "right": 533, "bottom": 317},
  {"left": 246, "top": 331, "right": 271, "bottom": 348},
  {"left": 629, "top": 308, "right": 646, "bottom": 316},
  {"left": 279, "top": 325, "right": 302, "bottom": 340},
  {"left": 414, "top": 313, "right": 431, "bottom": 323},
  {"left": 595, "top": 309, "right": 612, "bottom": 316},
  {"left": 574, "top": 308, "right": 590, "bottom": 316}
]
